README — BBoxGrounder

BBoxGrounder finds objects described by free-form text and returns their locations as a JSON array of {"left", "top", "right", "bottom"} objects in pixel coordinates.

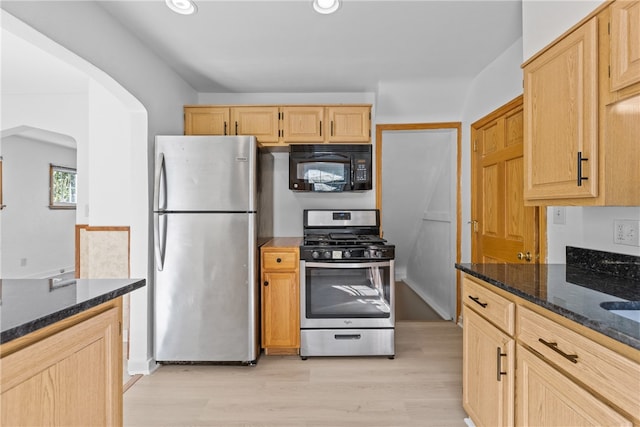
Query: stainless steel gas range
[{"left": 299, "top": 209, "right": 395, "bottom": 359}]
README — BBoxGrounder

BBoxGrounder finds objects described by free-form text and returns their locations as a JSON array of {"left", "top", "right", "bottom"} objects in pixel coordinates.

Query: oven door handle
[{"left": 304, "top": 261, "right": 392, "bottom": 269}]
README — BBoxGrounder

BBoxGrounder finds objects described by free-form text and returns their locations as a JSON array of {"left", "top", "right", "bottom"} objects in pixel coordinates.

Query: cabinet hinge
[
  {"left": 608, "top": 21, "right": 610, "bottom": 35},
  {"left": 608, "top": 65, "right": 611, "bottom": 78},
  {"left": 369, "top": 112, "right": 371, "bottom": 120}
]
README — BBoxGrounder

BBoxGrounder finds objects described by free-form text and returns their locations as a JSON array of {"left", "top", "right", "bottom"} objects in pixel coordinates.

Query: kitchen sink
[{"left": 600, "top": 301, "right": 640, "bottom": 323}]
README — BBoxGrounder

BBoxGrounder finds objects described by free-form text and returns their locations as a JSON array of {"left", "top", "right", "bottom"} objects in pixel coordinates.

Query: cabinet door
[
  {"left": 184, "top": 107, "right": 230, "bottom": 135},
  {"left": 231, "top": 106, "right": 280, "bottom": 143},
  {"left": 1, "top": 307, "right": 121, "bottom": 426},
  {"left": 523, "top": 17, "right": 598, "bottom": 201},
  {"left": 262, "top": 271, "right": 300, "bottom": 349},
  {"left": 326, "top": 106, "right": 371, "bottom": 143},
  {"left": 516, "top": 344, "right": 632, "bottom": 426},
  {"left": 610, "top": 0, "right": 640, "bottom": 91},
  {"left": 282, "top": 106, "right": 325, "bottom": 143},
  {"left": 463, "top": 307, "right": 514, "bottom": 427}
]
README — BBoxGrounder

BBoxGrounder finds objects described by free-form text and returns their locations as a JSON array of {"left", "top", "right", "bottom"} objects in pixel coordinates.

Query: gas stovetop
[{"left": 301, "top": 209, "right": 395, "bottom": 262}]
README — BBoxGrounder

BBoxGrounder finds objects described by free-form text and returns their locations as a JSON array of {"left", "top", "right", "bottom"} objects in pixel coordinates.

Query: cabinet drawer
[
  {"left": 518, "top": 306, "right": 640, "bottom": 422},
  {"left": 463, "top": 278, "right": 515, "bottom": 335},
  {"left": 262, "top": 251, "right": 298, "bottom": 270}
]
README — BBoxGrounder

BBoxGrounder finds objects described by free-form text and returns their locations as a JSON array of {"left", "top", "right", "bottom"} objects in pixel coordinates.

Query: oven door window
[
  {"left": 297, "top": 161, "right": 349, "bottom": 192},
  {"left": 305, "top": 264, "right": 391, "bottom": 318}
]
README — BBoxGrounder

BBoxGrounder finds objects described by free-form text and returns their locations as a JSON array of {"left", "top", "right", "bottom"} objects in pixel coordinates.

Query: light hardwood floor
[{"left": 124, "top": 321, "right": 467, "bottom": 427}]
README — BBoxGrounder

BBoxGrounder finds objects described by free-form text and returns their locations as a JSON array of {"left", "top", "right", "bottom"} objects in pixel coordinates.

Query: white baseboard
[{"left": 127, "top": 357, "right": 158, "bottom": 375}]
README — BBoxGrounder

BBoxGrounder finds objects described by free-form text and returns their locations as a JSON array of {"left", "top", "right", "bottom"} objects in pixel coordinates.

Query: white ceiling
[
  {"left": 95, "top": 0, "right": 523, "bottom": 93},
  {"left": 1, "top": 1, "right": 522, "bottom": 95}
]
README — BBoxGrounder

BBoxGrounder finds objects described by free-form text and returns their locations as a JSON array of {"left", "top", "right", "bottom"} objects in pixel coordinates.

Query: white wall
[
  {"left": 522, "top": 0, "right": 640, "bottom": 262},
  {"left": 460, "top": 39, "right": 525, "bottom": 263},
  {"left": 1, "top": 136, "right": 76, "bottom": 278},
  {"left": 1, "top": 3, "right": 197, "bottom": 375},
  {"left": 382, "top": 129, "right": 456, "bottom": 319}
]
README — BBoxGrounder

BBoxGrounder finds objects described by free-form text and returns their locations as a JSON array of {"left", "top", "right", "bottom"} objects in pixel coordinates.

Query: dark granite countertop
[
  {"left": 455, "top": 262, "right": 640, "bottom": 350},
  {"left": 0, "top": 278, "right": 146, "bottom": 344}
]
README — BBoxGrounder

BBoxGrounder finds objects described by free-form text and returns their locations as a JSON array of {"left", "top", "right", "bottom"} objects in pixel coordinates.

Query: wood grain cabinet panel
[
  {"left": 523, "top": 1, "right": 640, "bottom": 206},
  {"left": 463, "top": 306, "right": 514, "bottom": 427},
  {"left": 261, "top": 244, "right": 300, "bottom": 355},
  {"left": 1, "top": 301, "right": 122, "bottom": 427},
  {"left": 184, "top": 106, "right": 230, "bottom": 136},
  {"left": 326, "top": 106, "right": 371, "bottom": 143},
  {"left": 610, "top": 0, "right": 640, "bottom": 91},
  {"left": 523, "top": 17, "right": 599, "bottom": 202},
  {"left": 281, "top": 106, "right": 325, "bottom": 143},
  {"left": 231, "top": 106, "right": 280, "bottom": 144}
]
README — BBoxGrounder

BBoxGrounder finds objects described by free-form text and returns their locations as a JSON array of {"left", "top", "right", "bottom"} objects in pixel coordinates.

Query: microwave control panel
[{"left": 354, "top": 160, "right": 368, "bottom": 182}]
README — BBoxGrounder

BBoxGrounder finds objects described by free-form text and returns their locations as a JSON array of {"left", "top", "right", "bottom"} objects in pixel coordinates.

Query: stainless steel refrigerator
[{"left": 153, "top": 135, "right": 273, "bottom": 364}]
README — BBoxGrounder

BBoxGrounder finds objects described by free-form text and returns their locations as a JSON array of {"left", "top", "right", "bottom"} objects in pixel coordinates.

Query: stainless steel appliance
[
  {"left": 299, "top": 209, "right": 395, "bottom": 358},
  {"left": 289, "top": 144, "right": 372, "bottom": 192},
  {"left": 153, "top": 135, "right": 273, "bottom": 364}
]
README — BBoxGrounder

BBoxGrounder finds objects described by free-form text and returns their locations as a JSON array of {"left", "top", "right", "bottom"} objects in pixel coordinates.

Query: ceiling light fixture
[
  {"left": 165, "top": 0, "right": 197, "bottom": 15},
  {"left": 313, "top": 0, "right": 341, "bottom": 15}
]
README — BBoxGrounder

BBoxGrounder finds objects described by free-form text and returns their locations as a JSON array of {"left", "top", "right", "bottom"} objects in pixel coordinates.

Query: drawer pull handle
[
  {"left": 335, "top": 334, "right": 361, "bottom": 340},
  {"left": 468, "top": 295, "right": 488, "bottom": 308},
  {"left": 497, "top": 347, "right": 507, "bottom": 381},
  {"left": 538, "top": 338, "right": 578, "bottom": 363},
  {"left": 276, "top": 258, "right": 282, "bottom": 263}
]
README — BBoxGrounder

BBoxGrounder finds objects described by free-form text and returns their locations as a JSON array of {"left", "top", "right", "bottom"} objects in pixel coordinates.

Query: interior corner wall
[
  {"left": 2, "top": 2, "right": 198, "bottom": 374},
  {"left": 522, "top": 0, "right": 639, "bottom": 263},
  {"left": 460, "top": 39, "right": 524, "bottom": 263}
]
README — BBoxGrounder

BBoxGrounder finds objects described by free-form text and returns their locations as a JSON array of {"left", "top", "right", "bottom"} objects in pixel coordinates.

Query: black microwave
[{"left": 289, "top": 144, "right": 372, "bottom": 192}]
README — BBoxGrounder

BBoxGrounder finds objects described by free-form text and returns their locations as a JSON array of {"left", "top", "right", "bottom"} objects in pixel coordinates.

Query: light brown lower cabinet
[
  {"left": 517, "top": 344, "right": 632, "bottom": 426},
  {"left": 463, "top": 307, "right": 514, "bottom": 427},
  {"left": 462, "top": 275, "right": 640, "bottom": 427},
  {"left": 261, "top": 239, "right": 300, "bottom": 355},
  {"left": 0, "top": 299, "right": 123, "bottom": 427}
]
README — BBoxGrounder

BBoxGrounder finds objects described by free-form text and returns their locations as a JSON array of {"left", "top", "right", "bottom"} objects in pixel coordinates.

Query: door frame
[{"left": 375, "top": 122, "right": 462, "bottom": 321}]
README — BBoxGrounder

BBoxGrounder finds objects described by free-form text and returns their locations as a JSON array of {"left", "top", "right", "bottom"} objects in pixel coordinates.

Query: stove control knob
[
  {"left": 363, "top": 250, "right": 370, "bottom": 258},
  {"left": 343, "top": 251, "right": 351, "bottom": 258},
  {"left": 311, "top": 251, "right": 320, "bottom": 259},
  {"left": 323, "top": 251, "right": 332, "bottom": 259}
]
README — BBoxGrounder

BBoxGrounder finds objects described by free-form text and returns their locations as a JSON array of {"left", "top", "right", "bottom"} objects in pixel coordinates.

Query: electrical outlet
[
  {"left": 614, "top": 219, "right": 640, "bottom": 246},
  {"left": 552, "top": 207, "right": 566, "bottom": 225}
]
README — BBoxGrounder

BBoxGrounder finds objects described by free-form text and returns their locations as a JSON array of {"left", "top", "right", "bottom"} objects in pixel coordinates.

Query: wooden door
[
  {"left": 471, "top": 96, "right": 541, "bottom": 264},
  {"left": 463, "top": 307, "right": 514, "bottom": 427}
]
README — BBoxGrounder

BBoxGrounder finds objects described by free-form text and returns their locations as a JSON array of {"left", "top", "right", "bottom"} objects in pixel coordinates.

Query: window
[{"left": 49, "top": 164, "right": 77, "bottom": 209}]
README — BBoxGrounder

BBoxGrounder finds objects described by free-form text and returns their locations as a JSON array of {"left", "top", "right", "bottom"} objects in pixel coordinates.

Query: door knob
[{"left": 517, "top": 252, "right": 533, "bottom": 262}]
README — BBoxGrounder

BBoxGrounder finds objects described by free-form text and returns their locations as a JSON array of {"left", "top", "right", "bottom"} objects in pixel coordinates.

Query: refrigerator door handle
[
  {"left": 154, "top": 212, "right": 166, "bottom": 271},
  {"left": 154, "top": 152, "right": 166, "bottom": 212}
]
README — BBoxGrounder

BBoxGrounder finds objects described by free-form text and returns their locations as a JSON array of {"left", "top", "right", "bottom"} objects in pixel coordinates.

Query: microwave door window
[{"left": 298, "top": 162, "right": 348, "bottom": 191}]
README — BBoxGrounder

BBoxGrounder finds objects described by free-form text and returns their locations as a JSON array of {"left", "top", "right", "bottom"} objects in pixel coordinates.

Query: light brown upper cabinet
[
  {"left": 184, "top": 106, "right": 230, "bottom": 136},
  {"left": 522, "top": 0, "right": 640, "bottom": 206},
  {"left": 185, "top": 104, "right": 371, "bottom": 146},
  {"left": 610, "top": 0, "right": 640, "bottom": 92},
  {"left": 184, "top": 105, "right": 280, "bottom": 144},
  {"left": 281, "top": 106, "right": 325, "bottom": 143},
  {"left": 326, "top": 106, "right": 371, "bottom": 143},
  {"left": 231, "top": 106, "right": 280, "bottom": 144}
]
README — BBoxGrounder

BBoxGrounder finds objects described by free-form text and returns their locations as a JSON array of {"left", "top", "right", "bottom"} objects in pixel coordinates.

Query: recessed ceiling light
[
  {"left": 166, "top": 0, "right": 197, "bottom": 15},
  {"left": 313, "top": 0, "right": 341, "bottom": 15}
]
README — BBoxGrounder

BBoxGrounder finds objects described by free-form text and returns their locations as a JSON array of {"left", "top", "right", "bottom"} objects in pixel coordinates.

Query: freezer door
[
  {"left": 154, "top": 212, "right": 258, "bottom": 362},
  {"left": 154, "top": 135, "right": 256, "bottom": 212}
]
